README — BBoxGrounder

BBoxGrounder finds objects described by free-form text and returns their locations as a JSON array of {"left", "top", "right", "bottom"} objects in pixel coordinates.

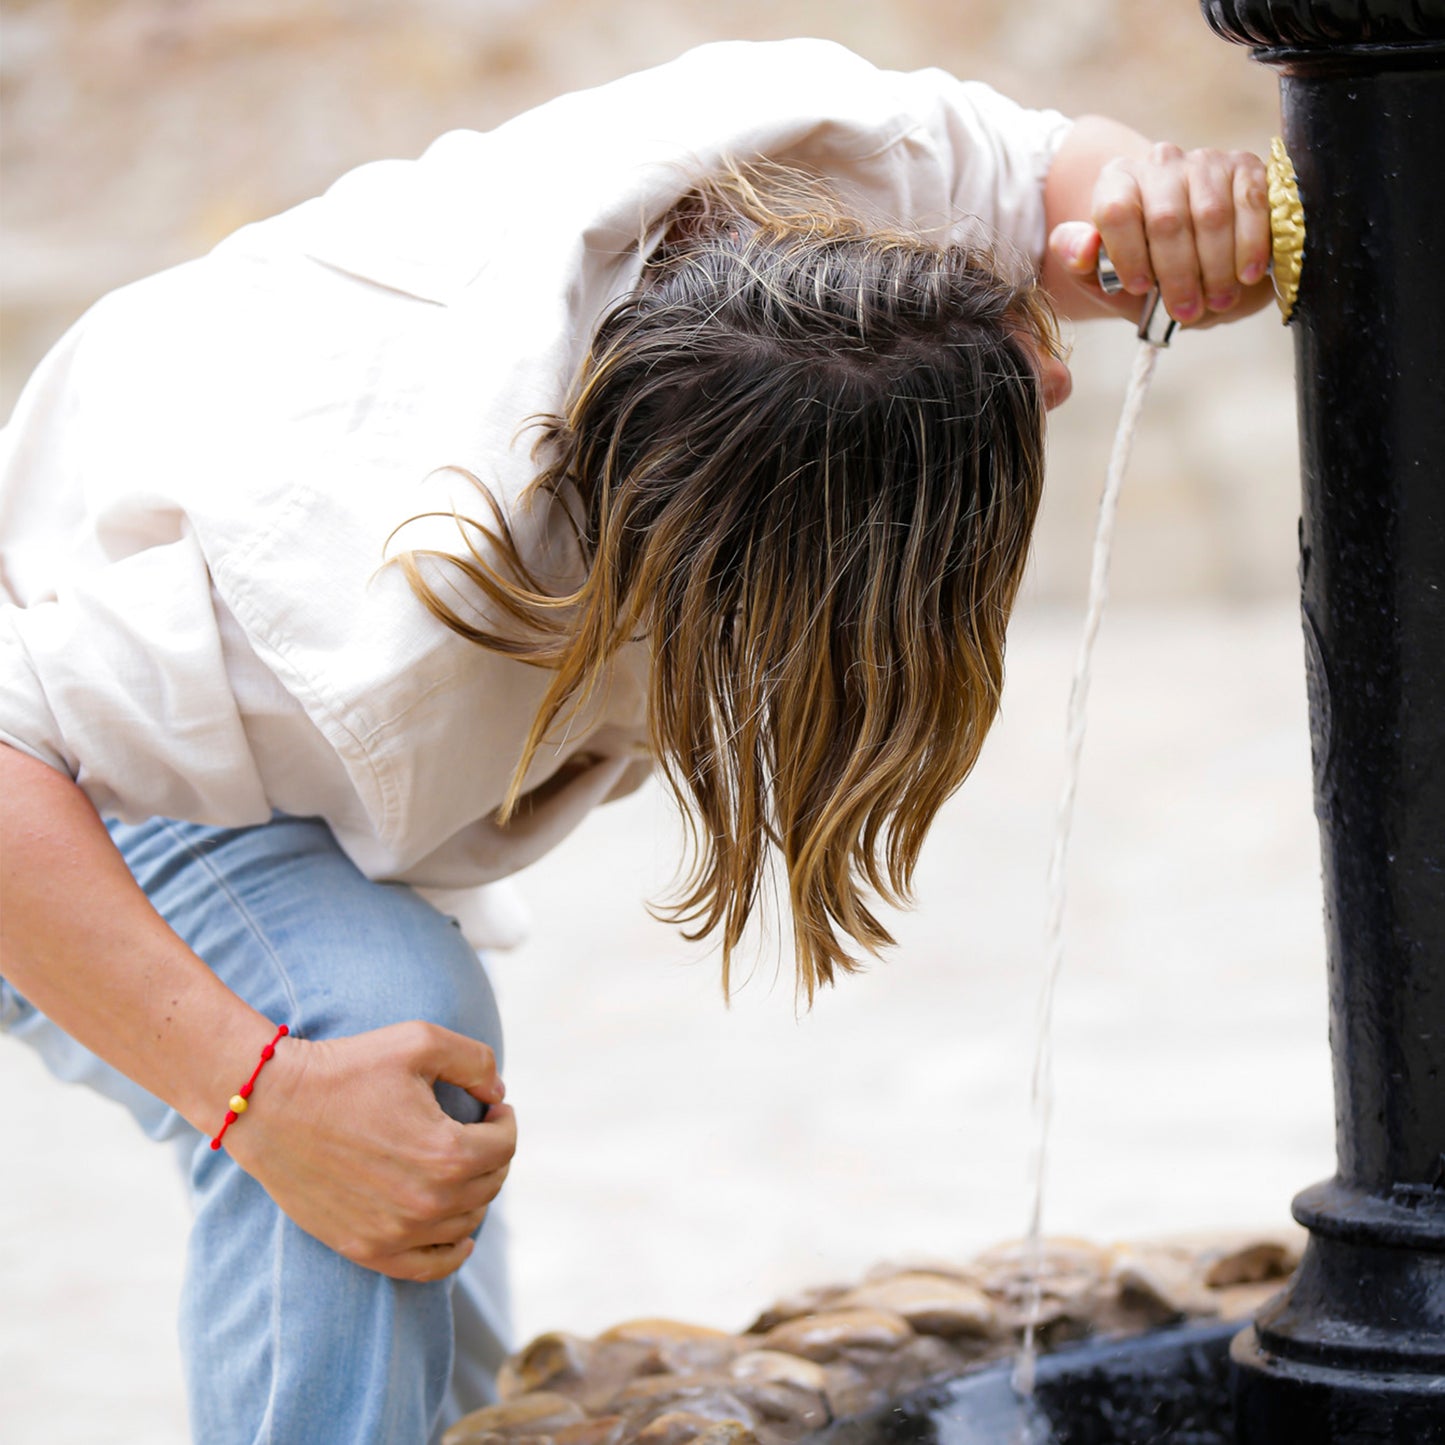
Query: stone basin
[{"left": 443, "top": 1233, "right": 1297, "bottom": 1445}]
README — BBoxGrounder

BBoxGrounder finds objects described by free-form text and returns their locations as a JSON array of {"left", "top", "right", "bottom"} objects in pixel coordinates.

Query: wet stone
[
  {"left": 836, "top": 1272, "right": 999, "bottom": 1338},
  {"left": 692, "top": 1425, "right": 760, "bottom": 1445},
  {"left": 1111, "top": 1244, "right": 1222, "bottom": 1324},
  {"left": 820, "top": 1360, "right": 883, "bottom": 1422},
  {"left": 1211, "top": 1277, "right": 1290, "bottom": 1321},
  {"left": 599, "top": 1321, "right": 742, "bottom": 1378},
  {"left": 975, "top": 1237, "right": 1112, "bottom": 1338},
  {"left": 455, "top": 1435, "right": 551, "bottom": 1445},
  {"left": 444, "top": 1393, "right": 588, "bottom": 1445},
  {"left": 498, "top": 1333, "right": 594, "bottom": 1401},
  {"left": 553, "top": 1417, "right": 628, "bottom": 1445},
  {"left": 746, "top": 1283, "right": 851, "bottom": 1334},
  {"left": 973, "top": 1237, "right": 1110, "bottom": 1304},
  {"left": 860, "top": 1257, "right": 990, "bottom": 1291},
  {"left": 727, "top": 1351, "right": 829, "bottom": 1394},
  {"left": 879, "top": 1333, "right": 980, "bottom": 1391},
  {"left": 635, "top": 1412, "right": 757, "bottom": 1445},
  {"left": 728, "top": 1377, "right": 829, "bottom": 1435},
  {"left": 608, "top": 1373, "right": 756, "bottom": 1434},
  {"left": 515, "top": 1339, "right": 670, "bottom": 1414},
  {"left": 1199, "top": 1236, "right": 1301, "bottom": 1288},
  {"left": 758, "top": 1308, "right": 913, "bottom": 1362},
  {"left": 600, "top": 1321, "right": 739, "bottom": 1349}
]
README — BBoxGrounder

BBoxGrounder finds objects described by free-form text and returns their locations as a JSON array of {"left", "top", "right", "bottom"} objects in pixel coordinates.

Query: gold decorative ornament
[{"left": 1267, "top": 137, "right": 1305, "bottom": 323}]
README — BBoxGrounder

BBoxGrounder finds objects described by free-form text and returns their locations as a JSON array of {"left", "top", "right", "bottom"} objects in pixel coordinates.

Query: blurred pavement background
[{"left": 1, "top": 4, "right": 1329, "bottom": 1442}]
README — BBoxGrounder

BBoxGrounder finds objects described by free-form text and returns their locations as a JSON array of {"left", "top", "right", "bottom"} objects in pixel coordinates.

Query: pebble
[
  {"left": 861, "top": 1257, "right": 988, "bottom": 1289},
  {"left": 608, "top": 1372, "right": 756, "bottom": 1434},
  {"left": 972, "top": 1237, "right": 1110, "bottom": 1303},
  {"left": 635, "top": 1412, "right": 756, "bottom": 1445},
  {"left": 757, "top": 1308, "right": 914, "bottom": 1362},
  {"left": 598, "top": 1323, "right": 745, "bottom": 1375},
  {"left": 597, "top": 1321, "right": 742, "bottom": 1376},
  {"left": 1110, "top": 1245, "right": 1221, "bottom": 1323},
  {"left": 835, "top": 1272, "right": 998, "bottom": 1338},
  {"left": 746, "top": 1284, "right": 851, "bottom": 1334},
  {"left": 819, "top": 1360, "right": 874, "bottom": 1421},
  {"left": 444, "top": 1392, "right": 588, "bottom": 1445},
  {"left": 1211, "top": 1278, "right": 1290, "bottom": 1321},
  {"left": 500, "top": 1335, "right": 669, "bottom": 1414},
  {"left": 727, "top": 1351, "right": 829, "bottom": 1393},
  {"left": 1200, "top": 1238, "right": 1301, "bottom": 1288},
  {"left": 728, "top": 1377, "right": 828, "bottom": 1434},
  {"left": 691, "top": 1425, "right": 759, "bottom": 1445},
  {"left": 600, "top": 1321, "right": 739, "bottom": 1349},
  {"left": 553, "top": 1418, "right": 628, "bottom": 1445},
  {"left": 498, "top": 1333, "right": 594, "bottom": 1400}
]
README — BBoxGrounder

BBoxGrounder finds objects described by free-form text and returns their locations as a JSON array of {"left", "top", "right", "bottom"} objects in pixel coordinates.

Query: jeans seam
[
  {"left": 156, "top": 819, "right": 305, "bottom": 1029},
  {"left": 155, "top": 818, "right": 298, "bottom": 1445}
]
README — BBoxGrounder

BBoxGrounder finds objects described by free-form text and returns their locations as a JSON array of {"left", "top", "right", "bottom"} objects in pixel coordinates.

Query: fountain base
[{"left": 812, "top": 1321, "right": 1238, "bottom": 1445}]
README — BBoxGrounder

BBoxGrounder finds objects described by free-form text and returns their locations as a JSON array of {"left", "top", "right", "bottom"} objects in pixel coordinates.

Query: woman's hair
[{"left": 396, "top": 163, "right": 1059, "bottom": 1001}]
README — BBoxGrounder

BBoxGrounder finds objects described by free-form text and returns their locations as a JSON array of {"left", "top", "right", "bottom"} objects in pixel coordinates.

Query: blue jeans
[{"left": 0, "top": 814, "right": 512, "bottom": 1444}]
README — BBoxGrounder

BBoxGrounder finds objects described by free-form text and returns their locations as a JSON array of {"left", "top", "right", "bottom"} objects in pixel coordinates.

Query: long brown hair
[{"left": 396, "top": 164, "right": 1059, "bottom": 1000}]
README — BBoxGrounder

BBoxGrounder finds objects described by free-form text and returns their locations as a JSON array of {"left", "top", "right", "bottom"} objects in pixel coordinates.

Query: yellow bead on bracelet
[{"left": 210, "top": 1024, "right": 290, "bottom": 1152}]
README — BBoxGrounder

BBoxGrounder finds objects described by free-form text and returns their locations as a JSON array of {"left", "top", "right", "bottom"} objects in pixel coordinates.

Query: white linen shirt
[{"left": 0, "top": 39, "right": 1070, "bottom": 948}]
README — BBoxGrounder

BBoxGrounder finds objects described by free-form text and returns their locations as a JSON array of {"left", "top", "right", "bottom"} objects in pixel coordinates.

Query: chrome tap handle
[{"left": 1095, "top": 247, "right": 1177, "bottom": 348}]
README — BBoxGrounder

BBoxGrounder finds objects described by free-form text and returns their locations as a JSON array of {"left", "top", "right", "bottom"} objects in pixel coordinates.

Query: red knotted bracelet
[{"left": 209, "top": 1024, "right": 290, "bottom": 1151}]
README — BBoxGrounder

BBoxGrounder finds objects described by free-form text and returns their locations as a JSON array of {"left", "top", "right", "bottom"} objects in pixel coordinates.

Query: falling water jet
[{"left": 1015, "top": 332, "right": 1161, "bottom": 1402}]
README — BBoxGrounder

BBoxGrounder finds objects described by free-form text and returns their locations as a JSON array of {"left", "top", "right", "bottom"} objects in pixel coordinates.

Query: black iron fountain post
[{"left": 1203, "top": 2, "right": 1445, "bottom": 1439}]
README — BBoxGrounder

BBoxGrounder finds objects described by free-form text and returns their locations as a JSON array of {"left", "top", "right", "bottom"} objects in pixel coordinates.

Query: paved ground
[{"left": 0, "top": 598, "right": 1335, "bottom": 1443}]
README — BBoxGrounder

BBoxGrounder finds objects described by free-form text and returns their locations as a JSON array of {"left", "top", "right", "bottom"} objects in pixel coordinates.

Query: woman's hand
[
  {"left": 1042, "top": 118, "right": 1274, "bottom": 328},
  {"left": 228, "top": 1021, "right": 516, "bottom": 1283}
]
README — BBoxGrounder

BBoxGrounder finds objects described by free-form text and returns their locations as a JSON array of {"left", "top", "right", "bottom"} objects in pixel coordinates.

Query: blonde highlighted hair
[{"left": 396, "top": 164, "right": 1058, "bottom": 1001}]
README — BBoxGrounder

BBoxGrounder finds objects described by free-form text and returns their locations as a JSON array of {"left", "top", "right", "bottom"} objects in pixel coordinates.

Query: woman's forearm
[
  {"left": 0, "top": 741, "right": 277, "bottom": 1134},
  {"left": 1042, "top": 115, "right": 1153, "bottom": 321}
]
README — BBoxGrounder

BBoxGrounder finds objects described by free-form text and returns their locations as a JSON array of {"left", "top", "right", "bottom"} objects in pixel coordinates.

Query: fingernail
[
  {"left": 1207, "top": 291, "right": 1238, "bottom": 311},
  {"left": 1241, "top": 261, "right": 1265, "bottom": 285},
  {"left": 1055, "top": 223, "right": 1089, "bottom": 267},
  {"left": 1174, "top": 299, "right": 1201, "bottom": 321}
]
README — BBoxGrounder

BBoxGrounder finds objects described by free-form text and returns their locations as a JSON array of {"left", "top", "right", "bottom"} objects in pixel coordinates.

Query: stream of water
[{"left": 1012, "top": 337, "right": 1163, "bottom": 1401}]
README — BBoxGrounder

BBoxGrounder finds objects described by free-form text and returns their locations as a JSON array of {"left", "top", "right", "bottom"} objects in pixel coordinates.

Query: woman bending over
[{"left": 0, "top": 39, "right": 1272, "bottom": 1445}]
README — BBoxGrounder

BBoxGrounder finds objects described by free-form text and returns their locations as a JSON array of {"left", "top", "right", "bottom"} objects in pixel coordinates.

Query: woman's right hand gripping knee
[{"left": 226, "top": 1020, "right": 515, "bottom": 1283}]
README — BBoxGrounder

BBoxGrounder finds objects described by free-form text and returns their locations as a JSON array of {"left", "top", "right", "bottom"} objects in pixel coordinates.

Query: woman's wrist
[{"left": 0, "top": 745, "right": 289, "bottom": 1139}]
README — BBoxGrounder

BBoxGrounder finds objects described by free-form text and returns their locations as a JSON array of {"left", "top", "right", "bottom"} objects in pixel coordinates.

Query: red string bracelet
[{"left": 209, "top": 1024, "right": 290, "bottom": 1151}]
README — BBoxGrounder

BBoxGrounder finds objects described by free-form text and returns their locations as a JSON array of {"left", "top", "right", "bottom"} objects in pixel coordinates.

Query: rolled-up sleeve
[
  {"left": 891, "top": 69, "right": 1073, "bottom": 265},
  {"left": 468, "top": 38, "right": 1073, "bottom": 277}
]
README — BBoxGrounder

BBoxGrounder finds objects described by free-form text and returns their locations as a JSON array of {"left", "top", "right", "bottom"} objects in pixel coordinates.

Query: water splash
[{"left": 1013, "top": 338, "right": 1162, "bottom": 1400}]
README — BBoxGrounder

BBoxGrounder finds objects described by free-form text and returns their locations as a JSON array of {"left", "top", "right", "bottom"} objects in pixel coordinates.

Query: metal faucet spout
[{"left": 1095, "top": 249, "right": 1178, "bottom": 347}]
